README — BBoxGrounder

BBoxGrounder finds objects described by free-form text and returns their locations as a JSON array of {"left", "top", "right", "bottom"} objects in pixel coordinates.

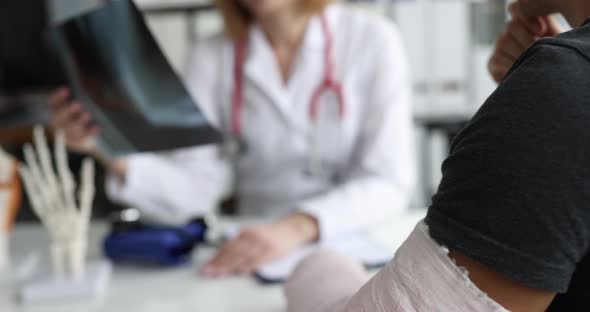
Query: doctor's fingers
[
  {"left": 203, "top": 238, "right": 253, "bottom": 276},
  {"left": 234, "top": 243, "right": 270, "bottom": 275},
  {"left": 51, "top": 101, "right": 85, "bottom": 130},
  {"left": 215, "top": 237, "right": 270, "bottom": 276},
  {"left": 48, "top": 87, "right": 71, "bottom": 111},
  {"left": 53, "top": 106, "right": 98, "bottom": 143},
  {"left": 66, "top": 113, "right": 99, "bottom": 142}
]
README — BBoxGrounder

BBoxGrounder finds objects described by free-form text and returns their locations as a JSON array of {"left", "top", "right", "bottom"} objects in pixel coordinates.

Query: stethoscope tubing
[
  {"left": 229, "top": 13, "right": 346, "bottom": 179},
  {"left": 231, "top": 13, "right": 345, "bottom": 137}
]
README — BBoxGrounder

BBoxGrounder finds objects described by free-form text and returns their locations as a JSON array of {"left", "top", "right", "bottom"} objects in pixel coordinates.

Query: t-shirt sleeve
[{"left": 425, "top": 42, "right": 590, "bottom": 293}]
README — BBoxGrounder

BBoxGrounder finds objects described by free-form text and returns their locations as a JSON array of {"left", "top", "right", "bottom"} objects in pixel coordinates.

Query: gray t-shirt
[{"left": 426, "top": 20, "right": 590, "bottom": 310}]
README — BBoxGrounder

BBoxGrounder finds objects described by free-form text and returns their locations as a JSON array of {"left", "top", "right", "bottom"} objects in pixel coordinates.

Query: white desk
[
  {"left": 0, "top": 211, "right": 424, "bottom": 312},
  {"left": 0, "top": 223, "right": 285, "bottom": 312}
]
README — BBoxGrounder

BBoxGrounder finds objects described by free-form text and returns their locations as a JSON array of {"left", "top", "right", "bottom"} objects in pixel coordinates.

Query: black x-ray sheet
[{"left": 50, "top": 0, "right": 222, "bottom": 155}]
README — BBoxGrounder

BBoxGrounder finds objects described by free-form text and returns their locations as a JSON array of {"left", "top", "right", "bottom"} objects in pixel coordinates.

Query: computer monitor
[{"left": 0, "top": 1, "right": 67, "bottom": 94}]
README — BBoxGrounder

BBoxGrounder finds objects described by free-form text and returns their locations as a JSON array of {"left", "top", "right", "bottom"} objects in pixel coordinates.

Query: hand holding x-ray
[{"left": 18, "top": 126, "right": 95, "bottom": 281}]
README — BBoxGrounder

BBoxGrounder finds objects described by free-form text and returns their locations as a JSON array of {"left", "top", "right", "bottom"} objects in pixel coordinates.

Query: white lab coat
[{"left": 106, "top": 4, "right": 415, "bottom": 242}]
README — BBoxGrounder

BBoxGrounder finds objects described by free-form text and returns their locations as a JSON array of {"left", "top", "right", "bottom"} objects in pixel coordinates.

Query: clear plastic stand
[
  {"left": 0, "top": 254, "right": 40, "bottom": 288},
  {"left": 19, "top": 260, "right": 112, "bottom": 305},
  {"left": 0, "top": 231, "right": 8, "bottom": 272}
]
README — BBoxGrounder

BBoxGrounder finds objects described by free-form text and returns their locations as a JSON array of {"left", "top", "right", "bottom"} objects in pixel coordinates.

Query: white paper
[
  {"left": 256, "top": 233, "right": 394, "bottom": 282},
  {"left": 224, "top": 227, "right": 395, "bottom": 282},
  {"left": 222, "top": 210, "right": 427, "bottom": 282}
]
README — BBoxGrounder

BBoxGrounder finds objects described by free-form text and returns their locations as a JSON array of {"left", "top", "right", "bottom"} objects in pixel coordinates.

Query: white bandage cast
[
  {"left": 286, "top": 220, "right": 509, "bottom": 312},
  {"left": 18, "top": 126, "right": 95, "bottom": 281}
]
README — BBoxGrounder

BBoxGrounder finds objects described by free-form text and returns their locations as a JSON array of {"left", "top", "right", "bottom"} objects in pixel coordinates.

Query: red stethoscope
[{"left": 227, "top": 14, "right": 346, "bottom": 177}]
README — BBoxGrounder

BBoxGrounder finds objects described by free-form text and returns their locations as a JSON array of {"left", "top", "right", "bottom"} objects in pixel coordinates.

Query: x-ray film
[{"left": 50, "top": 0, "right": 222, "bottom": 155}]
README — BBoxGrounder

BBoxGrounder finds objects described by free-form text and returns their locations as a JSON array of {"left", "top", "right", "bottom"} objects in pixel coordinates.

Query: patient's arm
[
  {"left": 285, "top": 250, "right": 370, "bottom": 312},
  {"left": 285, "top": 221, "right": 554, "bottom": 312},
  {"left": 450, "top": 251, "right": 555, "bottom": 312}
]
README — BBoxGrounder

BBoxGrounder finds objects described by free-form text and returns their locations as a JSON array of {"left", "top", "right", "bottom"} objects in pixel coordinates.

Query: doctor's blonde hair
[{"left": 213, "top": 0, "right": 334, "bottom": 41}]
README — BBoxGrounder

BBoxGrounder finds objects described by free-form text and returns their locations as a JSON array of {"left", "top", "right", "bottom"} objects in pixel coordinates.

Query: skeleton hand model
[
  {"left": 0, "top": 146, "right": 21, "bottom": 271},
  {"left": 19, "top": 126, "right": 95, "bottom": 281}
]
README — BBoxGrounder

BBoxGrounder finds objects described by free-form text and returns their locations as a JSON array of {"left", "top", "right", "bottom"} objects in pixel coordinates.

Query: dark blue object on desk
[{"left": 103, "top": 218, "right": 207, "bottom": 266}]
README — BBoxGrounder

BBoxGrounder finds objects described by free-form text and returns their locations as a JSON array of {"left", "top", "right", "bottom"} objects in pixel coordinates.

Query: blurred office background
[{"left": 0, "top": 0, "right": 509, "bottom": 218}]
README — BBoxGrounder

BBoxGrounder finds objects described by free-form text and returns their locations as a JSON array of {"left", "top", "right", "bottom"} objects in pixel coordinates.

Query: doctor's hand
[
  {"left": 201, "top": 213, "right": 319, "bottom": 278},
  {"left": 48, "top": 87, "right": 129, "bottom": 182},
  {"left": 488, "top": 2, "right": 563, "bottom": 83},
  {"left": 48, "top": 87, "right": 100, "bottom": 155}
]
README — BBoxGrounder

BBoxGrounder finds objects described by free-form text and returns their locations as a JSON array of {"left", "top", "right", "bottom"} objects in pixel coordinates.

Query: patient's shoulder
[
  {"left": 506, "top": 40, "right": 590, "bottom": 82},
  {"left": 536, "top": 22, "right": 590, "bottom": 60},
  {"left": 490, "top": 41, "right": 590, "bottom": 123}
]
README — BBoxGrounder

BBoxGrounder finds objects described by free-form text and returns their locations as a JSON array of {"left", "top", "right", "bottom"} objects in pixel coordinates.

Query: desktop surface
[
  {"left": 0, "top": 222, "right": 285, "bottom": 312},
  {"left": 1, "top": 211, "right": 425, "bottom": 311}
]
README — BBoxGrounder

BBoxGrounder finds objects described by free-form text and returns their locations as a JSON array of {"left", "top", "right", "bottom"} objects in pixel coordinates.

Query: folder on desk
[
  {"left": 255, "top": 233, "right": 394, "bottom": 284},
  {"left": 224, "top": 227, "right": 396, "bottom": 284},
  {"left": 49, "top": 0, "right": 222, "bottom": 155},
  {"left": 226, "top": 210, "right": 427, "bottom": 284}
]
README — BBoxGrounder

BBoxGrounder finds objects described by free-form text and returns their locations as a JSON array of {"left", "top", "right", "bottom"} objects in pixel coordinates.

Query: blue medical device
[{"left": 103, "top": 209, "right": 208, "bottom": 266}]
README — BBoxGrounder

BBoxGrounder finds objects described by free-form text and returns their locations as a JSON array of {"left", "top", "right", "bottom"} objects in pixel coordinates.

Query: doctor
[{"left": 48, "top": 0, "right": 415, "bottom": 277}]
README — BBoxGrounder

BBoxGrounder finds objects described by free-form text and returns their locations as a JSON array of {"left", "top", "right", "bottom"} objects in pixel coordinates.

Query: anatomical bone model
[{"left": 19, "top": 126, "right": 95, "bottom": 281}]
